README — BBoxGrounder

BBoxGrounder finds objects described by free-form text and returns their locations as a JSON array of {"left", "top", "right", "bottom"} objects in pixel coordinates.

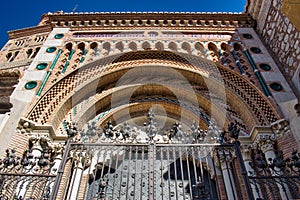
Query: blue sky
[{"left": 0, "top": 0, "right": 246, "bottom": 47}]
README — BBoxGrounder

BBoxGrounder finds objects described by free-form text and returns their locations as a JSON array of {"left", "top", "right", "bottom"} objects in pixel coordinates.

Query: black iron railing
[
  {"left": 2, "top": 141, "right": 299, "bottom": 199},
  {"left": 51, "top": 142, "right": 240, "bottom": 200},
  {"left": 0, "top": 149, "right": 56, "bottom": 199},
  {"left": 248, "top": 148, "right": 300, "bottom": 199},
  {"left": 1, "top": 109, "right": 299, "bottom": 199}
]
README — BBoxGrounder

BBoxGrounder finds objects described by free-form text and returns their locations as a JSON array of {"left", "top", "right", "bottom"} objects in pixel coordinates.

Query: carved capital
[
  {"left": 214, "top": 147, "right": 235, "bottom": 169},
  {"left": 254, "top": 134, "right": 277, "bottom": 153},
  {"left": 240, "top": 144, "right": 252, "bottom": 160},
  {"left": 53, "top": 143, "right": 65, "bottom": 156}
]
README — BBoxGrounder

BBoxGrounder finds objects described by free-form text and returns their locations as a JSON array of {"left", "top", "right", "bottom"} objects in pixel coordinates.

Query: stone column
[
  {"left": 240, "top": 144, "right": 261, "bottom": 199},
  {"left": 66, "top": 153, "right": 84, "bottom": 200},
  {"left": 52, "top": 150, "right": 63, "bottom": 175},
  {"left": 215, "top": 148, "right": 238, "bottom": 200},
  {"left": 48, "top": 147, "right": 63, "bottom": 196}
]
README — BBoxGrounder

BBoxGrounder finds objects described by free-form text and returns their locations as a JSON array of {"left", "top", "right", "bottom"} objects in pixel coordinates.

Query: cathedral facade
[{"left": 0, "top": 0, "right": 299, "bottom": 199}]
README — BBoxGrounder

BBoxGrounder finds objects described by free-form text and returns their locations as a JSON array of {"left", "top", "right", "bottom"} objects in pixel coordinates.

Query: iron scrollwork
[
  {"left": 74, "top": 109, "right": 226, "bottom": 145},
  {"left": 0, "top": 148, "right": 55, "bottom": 174},
  {"left": 0, "top": 145, "right": 57, "bottom": 199},
  {"left": 248, "top": 135, "right": 300, "bottom": 199}
]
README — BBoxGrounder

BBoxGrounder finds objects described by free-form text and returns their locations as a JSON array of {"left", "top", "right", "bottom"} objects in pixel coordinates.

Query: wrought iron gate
[
  {"left": 2, "top": 142, "right": 300, "bottom": 199},
  {"left": 49, "top": 142, "right": 249, "bottom": 200},
  {"left": 0, "top": 148, "right": 56, "bottom": 199}
]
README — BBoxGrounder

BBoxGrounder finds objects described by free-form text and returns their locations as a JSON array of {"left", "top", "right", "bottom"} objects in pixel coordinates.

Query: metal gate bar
[
  {"left": 3, "top": 140, "right": 300, "bottom": 199},
  {"left": 52, "top": 143, "right": 235, "bottom": 199}
]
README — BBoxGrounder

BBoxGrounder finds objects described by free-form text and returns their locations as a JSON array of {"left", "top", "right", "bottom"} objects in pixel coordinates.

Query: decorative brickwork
[
  {"left": 0, "top": 9, "right": 298, "bottom": 200},
  {"left": 26, "top": 52, "right": 280, "bottom": 133},
  {"left": 261, "top": 0, "right": 299, "bottom": 77},
  {"left": 247, "top": 0, "right": 300, "bottom": 78},
  {"left": 1, "top": 32, "right": 49, "bottom": 70},
  {"left": 44, "top": 12, "right": 254, "bottom": 30}
]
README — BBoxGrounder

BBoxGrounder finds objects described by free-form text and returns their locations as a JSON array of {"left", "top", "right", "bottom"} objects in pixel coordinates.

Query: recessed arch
[
  {"left": 26, "top": 49, "right": 33, "bottom": 58},
  {"left": 155, "top": 42, "right": 164, "bottom": 51},
  {"left": 168, "top": 42, "right": 177, "bottom": 51},
  {"left": 102, "top": 42, "right": 111, "bottom": 52},
  {"left": 128, "top": 42, "right": 137, "bottom": 51},
  {"left": 49, "top": 65, "right": 229, "bottom": 133},
  {"left": 207, "top": 42, "right": 219, "bottom": 61},
  {"left": 6, "top": 52, "right": 12, "bottom": 61},
  {"left": 195, "top": 42, "right": 205, "bottom": 57},
  {"left": 115, "top": 41, "right": 124, "bottom": 52},
  {"left": 90, "top": 42, "right": 98, "bottom": 50},
  {"left": 221, "top": 43, "right": 230, "bottom": 51},
  {"left": 65, "top": 42, "right": 73, "bottom": 51},
  {"left": 11, "top": 51, "right": 19, "bottom": 62},
  {"left": 208, "top": 42, "right": 218, "bottom": 53},
  {"left": 77, "top": 42, "right": 85, "bottom": 51},
  {"left": 233, "top": 43, "right": 242, "bottom": 51},
  {"left": 25, "top": 51, "right": 281, "bottom": 137},
  {"left": 142, "top": 41, "right": 151, "bottom": 50},
  {"left": 32, "top": 47, "right": 40, "bottom": 59},
  {"left": 96, "top": 100, "right": 210, "bottom": 131},
  {"left": 74, "top": 84, "right": 213, "bottom": 130},
  {"left": 182, "top": 42, "right": 191, "bottom": 54},
  {"left": 195, "top": 42, "right": 204, "bottom": 51}
]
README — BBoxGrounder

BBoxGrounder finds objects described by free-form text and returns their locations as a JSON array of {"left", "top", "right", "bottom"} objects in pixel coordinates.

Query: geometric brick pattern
[
  {"left": 26, "top": 51, "right": 280, "bottom": 127},
  {"left": 27, "top": 54, "right": 120, "bottom": 124},
  {"left": 220, "top": 68, "right": 279, "bottom": 125},
  {"left": 28, "top": 75, "right": 76, "bottom": 124}
]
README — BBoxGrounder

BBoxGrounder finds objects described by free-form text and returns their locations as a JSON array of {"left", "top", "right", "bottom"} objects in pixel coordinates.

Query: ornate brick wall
[{"left": 252, "top": 0, "right": 299, "bottom": 79}]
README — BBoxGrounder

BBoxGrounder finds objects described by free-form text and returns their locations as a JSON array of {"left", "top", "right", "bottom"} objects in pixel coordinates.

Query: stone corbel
[{"left": 17, "top": 118, "right": 34, "bottom": 135}]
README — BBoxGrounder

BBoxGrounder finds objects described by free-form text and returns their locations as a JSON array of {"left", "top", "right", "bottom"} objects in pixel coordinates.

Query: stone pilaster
[
  {"left": 0, "top": 69, "right": 20, "bottom": 114},
  {"left": 214, "top": 148, "right": 237, "bottom": 200},
  {"left": 240, "top": 144, "right": 261, "bottom": 199},
  {"left": 254, "top": 133, "right": 293, "bottom": 199},
  {"left": 66, "top": 152, "right": 85, "bottom": 200}
]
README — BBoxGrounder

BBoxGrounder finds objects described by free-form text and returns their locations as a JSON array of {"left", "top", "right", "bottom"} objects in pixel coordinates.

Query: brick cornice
[
  {"left": 45, "top": 12, "right": 255, "bottom": 29},
  {"left": 47, "top": 11, "right": 249, "bottom": 20},
  {"left": 6, "top": 12, "right": 255, "bottom": 40},
  {"left": 8, "top": 25, "right": 52, "bottom": 40}
]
